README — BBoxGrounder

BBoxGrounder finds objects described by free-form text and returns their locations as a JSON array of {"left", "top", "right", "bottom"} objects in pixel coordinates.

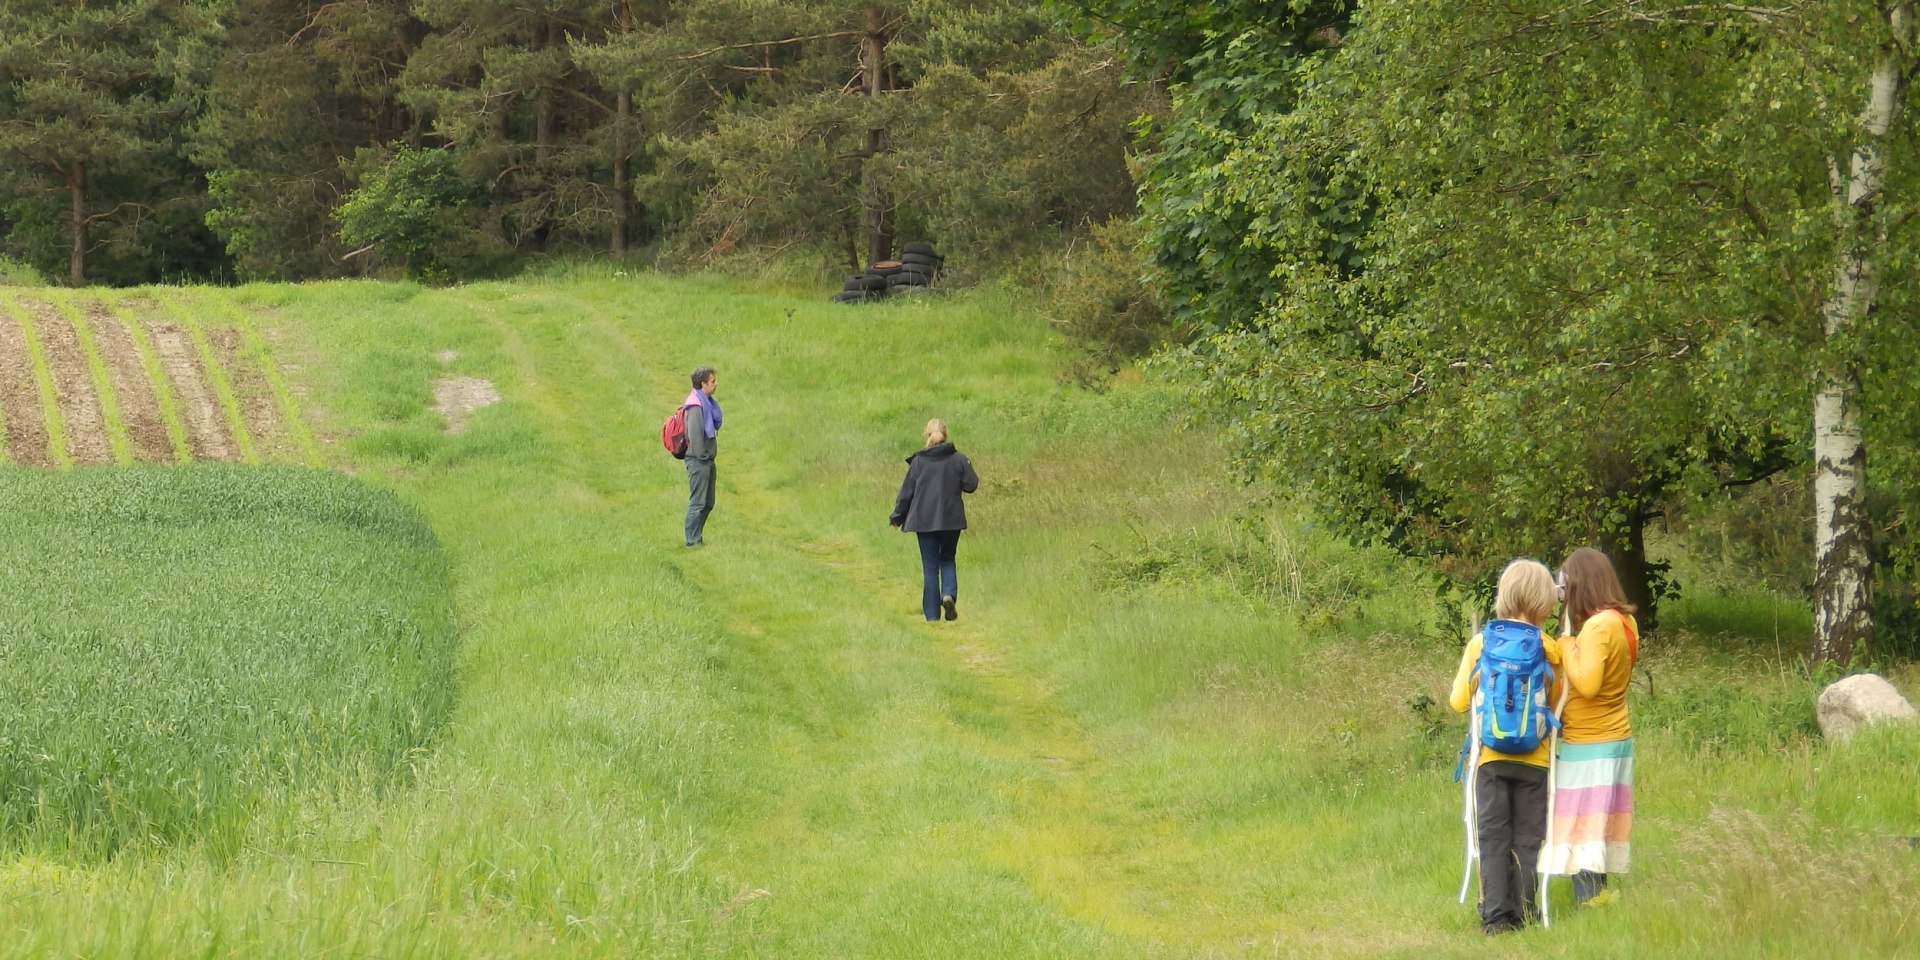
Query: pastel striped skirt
[{"left": 1540, "top": 738, "right": 1633, "bottom": 875}]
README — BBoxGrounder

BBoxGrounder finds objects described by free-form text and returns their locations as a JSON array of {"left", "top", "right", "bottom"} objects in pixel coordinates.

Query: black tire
[
  {"left": 831, "top": 291, "right": 862, "bottom": 303},
  {"left": 851, "top": 274, "right": 888, "bottom": 291},
  {"left": 897, "top": 267, "right": 934, "bottom": 284},
  {"left": 900, "top": 252, "right": 942, "bottom": 268},
  {"left": 869, "top": 260, "right": 906, "bottom": 276},
  {"left": 901, "top": 242, "right": 937, "bottom": 257},
  {"left": 892, "top": 274, "right": 928, "bottom": 287}
]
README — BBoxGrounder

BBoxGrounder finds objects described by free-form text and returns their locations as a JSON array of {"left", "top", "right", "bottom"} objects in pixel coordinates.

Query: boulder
[{"left": 1817, "top": 674, "right": 1918, "bottom": 743}]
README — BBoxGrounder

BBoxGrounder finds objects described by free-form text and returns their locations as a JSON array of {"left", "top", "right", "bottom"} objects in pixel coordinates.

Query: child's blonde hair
[{"left": 1494, "top": 559, "right": 1556, "bottom": 623}]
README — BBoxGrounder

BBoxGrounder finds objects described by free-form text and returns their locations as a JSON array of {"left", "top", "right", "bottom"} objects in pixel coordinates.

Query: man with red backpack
[{"left": 674, "top": 366, "right": 721, "bottom": 546}]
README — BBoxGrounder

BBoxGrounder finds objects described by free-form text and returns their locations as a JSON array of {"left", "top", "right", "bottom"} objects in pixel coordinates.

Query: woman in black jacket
[{"left": 890, "top": 419, "right": 980, "bottom": 622}]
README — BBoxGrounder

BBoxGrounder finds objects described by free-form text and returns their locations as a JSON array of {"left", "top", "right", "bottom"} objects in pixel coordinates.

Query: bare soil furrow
[
  {"left": 210, "top": 328, "right": 284, "bottom": 459},
  {"left": 86, "top": 305, "right": 172, "bottom": 462},
  {"left": 27, "top": 301, "right": 114, "bottom": 466},
  {"left": 0, "top": 310, "right": 51, "bottom": 467},
  {"left": 147, "top": 320, "right": 237, "bottom": 461}
]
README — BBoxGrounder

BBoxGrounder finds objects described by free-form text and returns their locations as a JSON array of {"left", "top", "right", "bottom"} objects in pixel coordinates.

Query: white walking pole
[
  {"left": 1539, "top": 728, "right": 1557, "bottom": 927},
  {"left": 1458, "top": 692, "right": 1481, "bottom": 905},
  {"left": 1538, "top": 682, "right": 1570, "bottom": 927}
]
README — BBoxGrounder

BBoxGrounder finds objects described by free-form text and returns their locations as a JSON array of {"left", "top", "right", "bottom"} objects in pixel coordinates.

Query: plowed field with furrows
[{"left": 0, "top": 291, "right": 314, "bottom": 468}]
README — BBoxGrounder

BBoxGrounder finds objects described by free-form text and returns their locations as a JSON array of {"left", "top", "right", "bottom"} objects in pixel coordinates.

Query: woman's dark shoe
[{"left": 941, "top": 596, "right": 958, "bottom": 621}]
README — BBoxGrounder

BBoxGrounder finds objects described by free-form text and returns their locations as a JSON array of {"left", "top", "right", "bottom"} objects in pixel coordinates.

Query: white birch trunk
[{"left": 1811, "top": 3, "right": 1914, "bottom": 665}]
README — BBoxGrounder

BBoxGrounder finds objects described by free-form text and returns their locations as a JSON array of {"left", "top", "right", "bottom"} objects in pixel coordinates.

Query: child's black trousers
[{"left": 1476, "top": 759, "right": 1548, "bottom": 929}]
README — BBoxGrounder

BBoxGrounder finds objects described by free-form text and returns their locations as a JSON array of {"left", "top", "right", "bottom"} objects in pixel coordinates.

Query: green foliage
[
  {"left": 193, "top": 0, "right": 426, "bottom": 279},
  {"left": 0, "top": 255, "right": 46, "bottom": 286},
  {"left": 0, "top": 464, "right": 456, "bottom": 858},
  {"left": 1043, "top": 217, "right": 1175, "bottom": 376},
  {"left": 337, "top": 145, "right": 483, "bottom": 281},
  {"left": 1109, "top": 1, "right": 1920, "bottom": 629},
  {"left": 1633, "top": 664, "right": 1821, "bottom": 754},
  {"left": 0, "top": 2, "right": 1154, "bottom": 282},
  {"left": 645, "top": 1, "right": 1156, "bottom": 268},
  {"left": 0, "top": 0, "right": 224, "bottom": 284},
  {"left": 1094, "top": 505, "right": 1436, "bottom": 632}
]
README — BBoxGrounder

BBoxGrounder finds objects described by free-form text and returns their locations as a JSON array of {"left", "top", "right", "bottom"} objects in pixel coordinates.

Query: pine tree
[
  {"left": 0, "top": 0, "right": 211, "bottom": 284},
  {"left": 192, "top": 0, "right": 427, "bottom": 278}
]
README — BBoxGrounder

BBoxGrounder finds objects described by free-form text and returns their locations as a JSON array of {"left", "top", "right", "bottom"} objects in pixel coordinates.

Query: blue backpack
[{"left": 1474, "top": 619, "right": 1558, "bottom": 754}]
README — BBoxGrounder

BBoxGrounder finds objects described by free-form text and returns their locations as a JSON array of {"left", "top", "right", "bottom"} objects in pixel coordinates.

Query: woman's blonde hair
[
  {"left": 1494, "top": 559, "right": 1556, "bottom": 623},
  {"left": 924, "top": 418, "right": 948, "bottom": 446}
]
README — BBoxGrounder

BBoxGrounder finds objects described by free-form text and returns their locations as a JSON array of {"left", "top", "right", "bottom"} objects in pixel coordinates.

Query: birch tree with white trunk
[
  {"left": 1812, "top": 1, "right": 1916, "bottom": 666},
  {"left": 1157, "top": 2, "right": 1920, "bottom": 649}
]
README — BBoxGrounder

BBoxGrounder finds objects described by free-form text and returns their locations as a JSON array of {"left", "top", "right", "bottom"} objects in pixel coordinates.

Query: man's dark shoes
[{"left": 941, "top": 595, "right": 958, "bottom": 621}]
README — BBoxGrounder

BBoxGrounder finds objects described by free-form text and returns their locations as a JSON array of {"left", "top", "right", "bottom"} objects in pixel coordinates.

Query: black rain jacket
[{"left": 890, "top": 442, "right": 979, "bottom": 532}]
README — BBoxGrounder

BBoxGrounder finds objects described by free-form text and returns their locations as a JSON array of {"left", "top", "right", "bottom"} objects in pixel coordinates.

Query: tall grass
[
  {"left": 0, "top": 465, "right": 456, "bottom": 859},
  {"left": 0, "top": 273, "right": 1910, "bottom": 958}
]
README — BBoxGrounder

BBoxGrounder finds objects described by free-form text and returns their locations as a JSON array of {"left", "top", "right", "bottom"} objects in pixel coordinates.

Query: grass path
[{"left": 0, "top": 275, "right": 1913, "bottom": 958}]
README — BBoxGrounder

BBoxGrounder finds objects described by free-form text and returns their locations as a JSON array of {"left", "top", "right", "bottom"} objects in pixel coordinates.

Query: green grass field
[{"left": 0, "top": 272, "right": 1914, "bottom": 958}]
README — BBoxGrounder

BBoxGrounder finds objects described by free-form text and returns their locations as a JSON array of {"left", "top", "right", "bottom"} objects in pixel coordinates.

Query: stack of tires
[
  {"left": 828, "top": 241, "right": 946, "bottom": 303},
  {"left": 831, "top": 271, "right": 890, "bottom": 304},
  {"left": 887, "top": 242, "right": 944, "bottom": 297}
]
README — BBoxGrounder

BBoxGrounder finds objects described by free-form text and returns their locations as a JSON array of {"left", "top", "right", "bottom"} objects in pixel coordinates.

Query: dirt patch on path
[
  {"left": 0, "top": 310, "right": 51, "bottom": 467},
  {"left": 85, "top": 305, "right": 172, "bottom": 462},
  {"left": 146, "top": 321, "right": 237, "bottom": 461},
  {"left": 25, "top": 300, "right": 113, "bottom": 466},
  {"left": 431, "top": 376, "right": 500, "bottom": 434}
]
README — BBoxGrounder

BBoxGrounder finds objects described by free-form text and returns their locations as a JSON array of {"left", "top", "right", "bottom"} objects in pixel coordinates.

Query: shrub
[
  {"left": 337, "top": 146, "right": 489, "bottom": 282},
  {"left": 1044, "top": 218, "right": 1180, "bottom": 380}
]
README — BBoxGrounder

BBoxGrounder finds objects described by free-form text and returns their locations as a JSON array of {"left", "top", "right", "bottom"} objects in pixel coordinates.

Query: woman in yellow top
[
  {"left": 1541, "top": 547, "right": 1640, "bottom": 906},
  {"left": 1448, "top": 559, "right": 1562, "bottom": 934}
]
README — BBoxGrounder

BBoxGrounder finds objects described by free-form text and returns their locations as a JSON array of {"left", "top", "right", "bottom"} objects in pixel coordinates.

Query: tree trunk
[
  {"left": 612, "top": 88, "right": 632, "bottom": 259},
  {"left": 534, "top": 22, "right": 555, "bottom": 165},
  {"left": 1810, "top": 3, "right": 1912, "bottom": 666},
  {"left": 611, "top": 4, "right": 633, "bottom": 260},
  {"left": 860, "top": 7, "right": 894, "bottom": 266},
  {"left": 1600, "top": 513, "right": 1656, "bottom": 631},
  {"left": 67, "top": 161, "right": 87, "bottom": 286}
]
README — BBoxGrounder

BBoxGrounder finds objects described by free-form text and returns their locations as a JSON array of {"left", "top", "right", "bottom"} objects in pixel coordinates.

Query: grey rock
[{"left": 1817, "top": 674, "right": 1918, "bottom": 743}]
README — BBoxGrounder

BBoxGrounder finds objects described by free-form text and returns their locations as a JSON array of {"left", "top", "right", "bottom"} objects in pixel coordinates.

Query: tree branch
[{"left": 670, "top": 31, "right": 865, "bottom": 63}]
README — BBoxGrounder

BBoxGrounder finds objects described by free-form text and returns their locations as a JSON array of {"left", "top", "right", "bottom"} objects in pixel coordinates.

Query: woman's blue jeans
[{"left": 915, "top": 530, "right": 961, "bottom": 621}]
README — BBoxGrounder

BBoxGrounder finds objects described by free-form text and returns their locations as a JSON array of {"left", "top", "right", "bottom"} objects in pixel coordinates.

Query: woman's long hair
[
  {"left": 924, "top": 418, "right": 948, "bottom": 447},
  {"left": 1560, "top": 547, "right": 1635, "bottom": 631}
]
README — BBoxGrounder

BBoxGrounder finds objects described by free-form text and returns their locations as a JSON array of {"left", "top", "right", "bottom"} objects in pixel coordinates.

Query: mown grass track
[{"left": 0, "top": 275, "right": 1913, "bottom": 958}]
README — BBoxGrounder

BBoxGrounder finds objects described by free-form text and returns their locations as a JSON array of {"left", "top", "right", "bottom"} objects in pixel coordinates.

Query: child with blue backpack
[{"left": 1449, "top": 559, "right": 1563, "bottom": 935}]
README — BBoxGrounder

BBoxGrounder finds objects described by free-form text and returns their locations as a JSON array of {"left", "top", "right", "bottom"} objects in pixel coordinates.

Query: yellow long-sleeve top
[
  {"left": 1449, "top": 629, "right": 1563, "bottom": 768},
  {"left": 1560, "top": 608, "right": 1638, "bottom": 743}
]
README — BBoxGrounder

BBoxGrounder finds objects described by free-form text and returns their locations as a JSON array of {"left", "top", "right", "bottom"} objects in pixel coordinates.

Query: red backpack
[{"left": 661, "top": 404, "right": 692, "bottom": 459}]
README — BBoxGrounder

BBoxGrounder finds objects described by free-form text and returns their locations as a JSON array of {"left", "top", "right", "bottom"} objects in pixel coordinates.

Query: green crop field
[
  {"left": 0, "top": 272, "right": 1913, "bottom": 958},
  {"left": 0, "top": 466, "right": 455, "bottom": 860}
]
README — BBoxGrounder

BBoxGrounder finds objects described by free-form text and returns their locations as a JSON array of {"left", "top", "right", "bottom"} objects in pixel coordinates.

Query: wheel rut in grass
[
  {"left": 0, "top": 310, "right": 51, "bottom": 466},
  {"left": 26, "top": 299, "right": 115, "bottom": 466}
]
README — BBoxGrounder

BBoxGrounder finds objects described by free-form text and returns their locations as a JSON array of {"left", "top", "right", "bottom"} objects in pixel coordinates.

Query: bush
[
  {"left": 0, "top": 255, "right": 46, "bottom": 286},
  {"left": 337, "top": 145, "right": 490, "bottom": 282},
  {"left": 1044, "top": 218, "right": 1180, "bottom": 380}
]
